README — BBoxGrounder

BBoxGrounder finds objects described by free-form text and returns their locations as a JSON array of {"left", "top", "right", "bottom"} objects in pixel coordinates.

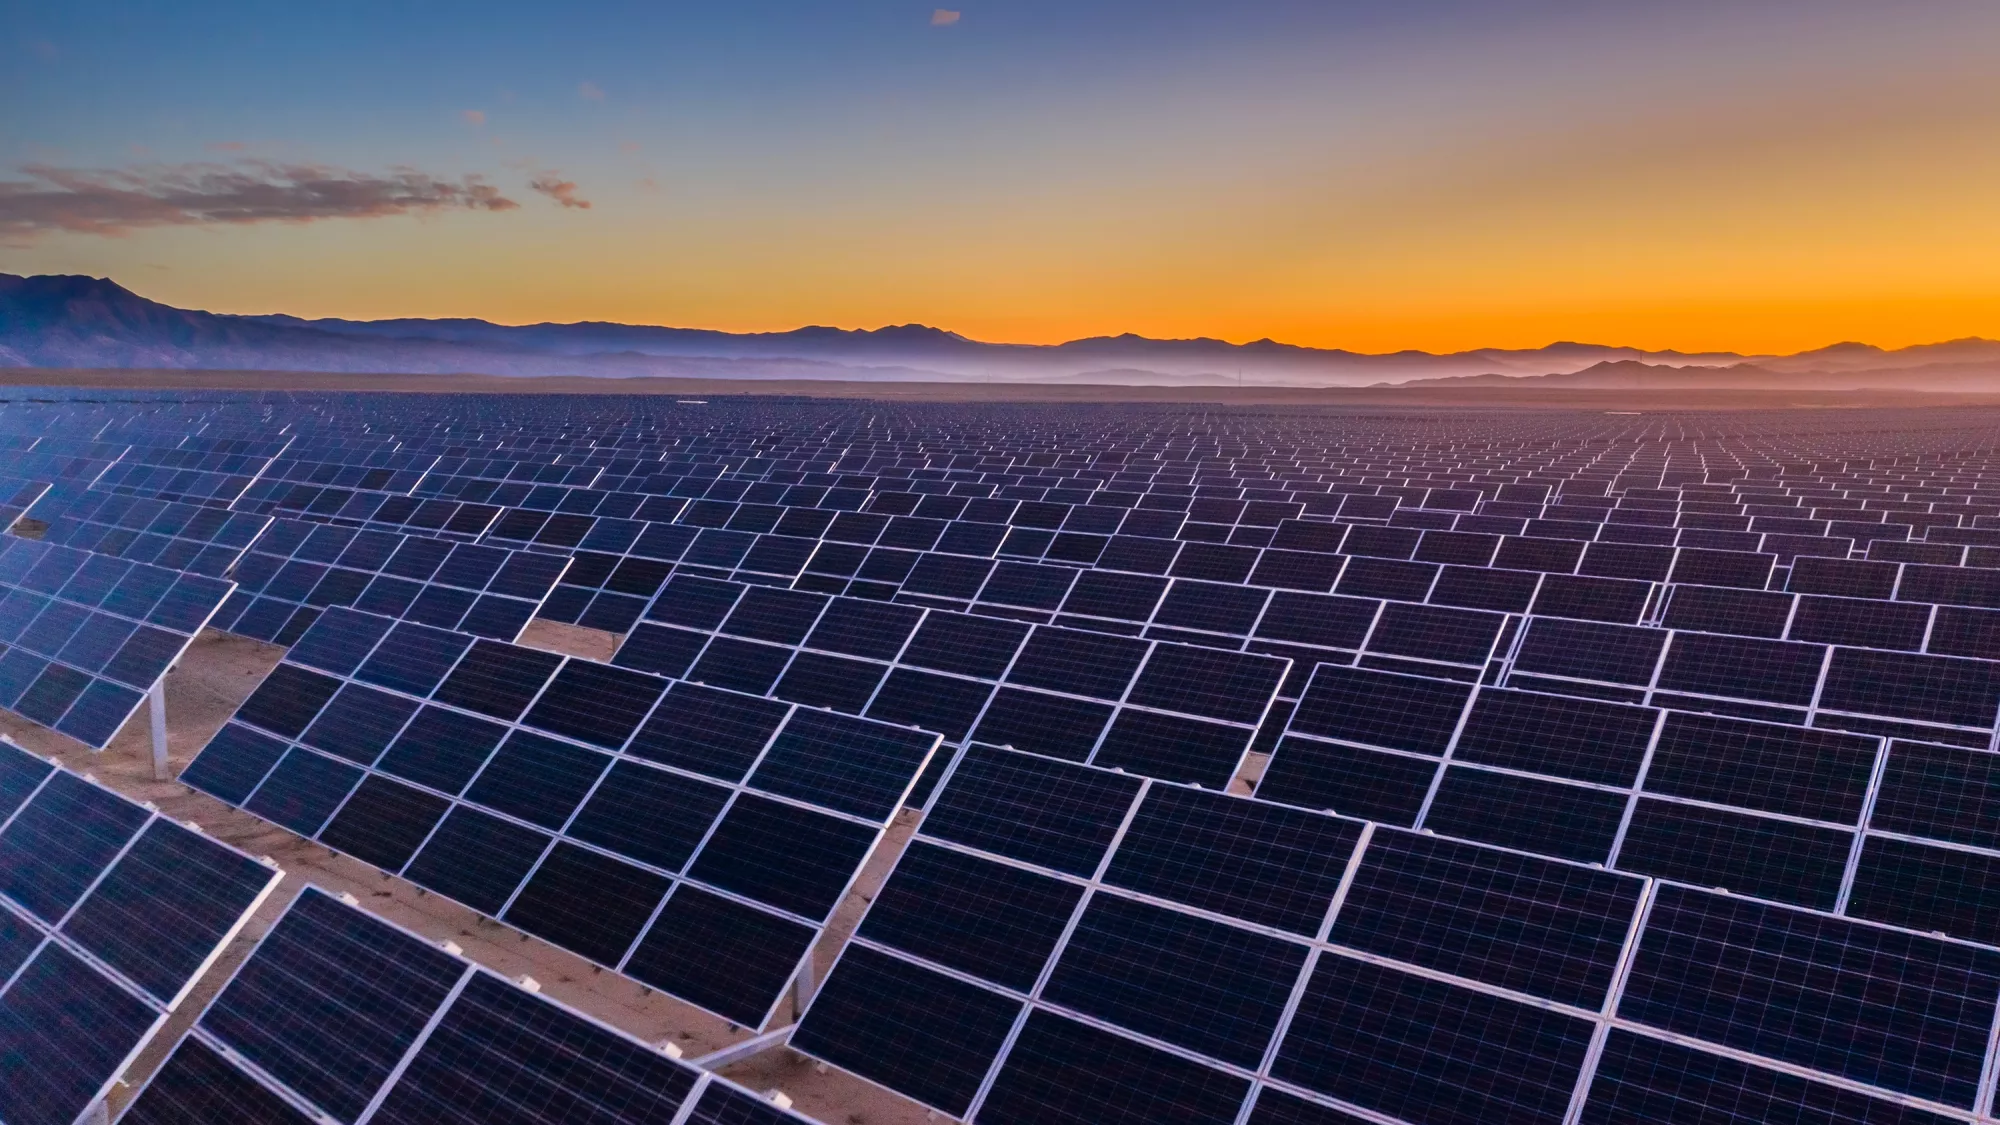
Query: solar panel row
[
  {"left": 210, "top": 516, "right": 571, "bottom": 647},
  {"left": 0, "top": 739, "right": 282, "bottom": 1125},
  {"left": 0, "top": 536, "right": 233, "bottom": 748},
  {"left": 793, "top": 743, "right": 2000, "bottom": 1125},
  {"left": 125, "top": 886, "right": 817, "bottom": 1125},
  {"left": 182, "top": 605, "right": 940, "bottom": 1028}
]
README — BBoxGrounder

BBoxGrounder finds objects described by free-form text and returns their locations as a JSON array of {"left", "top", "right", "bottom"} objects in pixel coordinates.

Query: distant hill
[
  {"left": 1389, "top": 353, "right": 2000, "bottom": 391},
  {"left": 4, "top": 272, "right": 1998, "bottom": 388}
]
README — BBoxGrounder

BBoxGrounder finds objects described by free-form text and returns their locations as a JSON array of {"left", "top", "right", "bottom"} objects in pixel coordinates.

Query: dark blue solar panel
[
  {"left": 199, "top": 888, "right": 466, "bottom": 1123},
  {"left": 1620, "top": 885, "right": 2000, "bottom": 1108}
]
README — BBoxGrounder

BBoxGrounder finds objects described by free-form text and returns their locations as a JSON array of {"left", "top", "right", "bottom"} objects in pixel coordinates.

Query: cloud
[
  {"left": 931, "top": 9, "right": 960, "bottom": 25},
  {"left": 578, "top": 81, "right": 605, "bottom": 101},
  {"left": 205, "top": 141, "right": 248, "bottom": 152},
  {"left": 463, "top": 109, "right": 486, "bottom": 127},
  {"left": 0, "top": 160, "right": 519, "bottom": 241},
  {"left": 31, "top": 39, "right": 58, "bottom": 60},
  {"left": 529, "top": 172, "right": 592, "bottom": 209},
  {"left": 619, "top": 140, "right": 642, "bottom": 154}
]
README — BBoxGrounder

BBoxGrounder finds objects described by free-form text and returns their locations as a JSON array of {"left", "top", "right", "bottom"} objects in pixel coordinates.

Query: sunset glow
[{"left": 6, "top": 0, "right": 2000, "bottom": 353}]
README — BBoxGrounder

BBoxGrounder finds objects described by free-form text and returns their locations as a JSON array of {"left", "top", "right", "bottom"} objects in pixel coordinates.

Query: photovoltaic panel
[
  {"left": 1641, "top": 711, "right": 1879, "bottom": 823},
  {"left": 183, "top": 606, "right": 939, "bottom": 1028},
  {"left": 212, "top": 517, "right": 570, "bottom": 647},
  {"left": 1580, "top": 1030, "right": 1963, "bottom": 1125},
  {"left": 1450, "top": 687, "right": 1657, "bottom": 787},
  {"left": 231, "top": 447, "right": 439, "bottom": 523},
  {"left": 0, "top": 535, "right": 233, "bottom": 747},
  {"left": 1619, "top": 885, "right": 2000, "bottom": 1108},
  {"left": 0, "top": 476, "right": 50, "bottom": 531},
  {"left": 121, "top": 1037, "right": 317, "bottom": 1125},
  {"left": 623, "top": 576, "right": 1287, "bottom": 791},
  {"left": 1271, "top": 954, "right": 1596, "bottom": 1125},
  {"left": 1326, "top": 828, "right": 1643, "bottom": 1009},
  {"left": 90, "top": 434, "right": 288, "bottom": 508},
  {"left": 797, "top": 745, "right": 1661, "bottom": 1125},
  {"left": 35, "top": 490, "right": 270, "bottom": 578},
  {"left": 1284, "top": 664, "right": 1473, "bottom": 755},
  {"left": 128, "top": 886, "right": 820, "bottom": 1125},
  {"left": 0, "top": 739, "right": 281, "bottom": 1125}
]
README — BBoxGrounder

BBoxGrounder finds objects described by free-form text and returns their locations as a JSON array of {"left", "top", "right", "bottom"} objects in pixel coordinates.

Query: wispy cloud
[
  {"left": 529, "top": 172, "right": 591, "bottom": 209},
  {"left": 463, "top": 109, "right": 486, "bottom": 127},
  {"left": 30, "top": 39, "right": 57, "bottom": 61},
  {"left": 205, "top": 141, "right": 249, "bottom": 152},
  {"left": 578, "top": 81, "right": 605, "bottom": 101},
  {"left": 0, "top": 160, "right": 519, "bottom": 241},
  {"left": 931, "top": 9, "right": 960, "bottom": 26}
]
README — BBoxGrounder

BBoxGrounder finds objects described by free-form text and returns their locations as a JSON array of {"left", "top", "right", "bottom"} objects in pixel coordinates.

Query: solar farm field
[{"left": 8, "top": 390, "right": 2000, "bottom": 1124}]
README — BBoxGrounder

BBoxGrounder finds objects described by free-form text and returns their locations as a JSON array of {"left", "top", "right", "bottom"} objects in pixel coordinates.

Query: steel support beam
[
  {"left": 149, "top": 680, "right": 168, "bottom": 781},
  {"left": 689, "top": 1024, "right": 796, "bottom": 1071}
]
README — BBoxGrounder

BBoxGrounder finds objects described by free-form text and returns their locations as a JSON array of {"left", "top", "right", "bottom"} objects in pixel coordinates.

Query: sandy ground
[
  {"left": 4, "top": 629, "right": 939, "bottom": 1124},
  {"left": 11, "top": 366, "right": 2000, "bottom": 410},
  {"left": 517, "top": 617, "right": 622, "bottom": 662}
]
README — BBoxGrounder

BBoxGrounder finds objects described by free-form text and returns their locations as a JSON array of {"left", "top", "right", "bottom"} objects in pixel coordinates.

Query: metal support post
[
  {"left": 149, "top": 680, "right": 168, "bottom": 781},
  {"left": 688, "top": 1024, "right": 797, "bottom": 1070},
  {"left": 792, "top": 955, "right": 816, "bottom": 1018}
]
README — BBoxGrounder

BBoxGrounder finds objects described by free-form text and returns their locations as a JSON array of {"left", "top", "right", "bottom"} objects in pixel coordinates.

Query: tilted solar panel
[
  {"left": 182, "top": 607, "right": 939, "bottom": 1027},
  {"left": 0, "top": 536, "right": 234, "bottom": 747},
  {"left": 0, "top": 740, "right": 282, "bottom": 1125},
  {"left": 125, "top": 886, "right": 820, "bottom": 1125},
  {"left": 212, "top": 517, "right": 570, "bottom": 647}
]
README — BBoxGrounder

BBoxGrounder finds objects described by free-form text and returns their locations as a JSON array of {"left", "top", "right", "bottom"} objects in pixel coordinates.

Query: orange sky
[{"left": 7, "top": 0, "right": 2000, "bottom": 355}]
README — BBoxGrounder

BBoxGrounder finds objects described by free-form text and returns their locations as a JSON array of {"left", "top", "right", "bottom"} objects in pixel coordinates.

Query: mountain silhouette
[{"left": 5, "top": 272, "right": 1998, "bottom": 387}]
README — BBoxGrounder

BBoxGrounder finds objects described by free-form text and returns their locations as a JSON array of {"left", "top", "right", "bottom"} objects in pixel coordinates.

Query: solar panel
[
  {"left": 183, "top": 606, "right": 939, "bottom": 1027},
  {"left": 126, "top": 886, "right": 819, "bottom": 1125},
  {"left": 0, "top": 476, "right": 51, "bottom": 532},
  {"left": 231, "top": 446, "right": 439, "bottom": 523},
  {"left": 34, "top": 490, "right": 270, "bottom": 578},
  {"left": 213, "top": 517, "right": 570, "bottom": 647},
  {"left": 621, "top": 575, "right": 1288, "bottom": 791},
  {"left": 794, "top": 744, "right": 1660, "bottom": 1124},
  {"left": 1326, "top": 829, "right": 1643, "bottom": 1009},
  {"left": 1620, "top": 885, "right": 2000, "bottom": 1109},
  {"left": 0, "top": 535, "right": 234, "bottom": 747},
  {"left": 0, "top": 739, "right": 282, "bottom": 1125},
  {"left": 1580, "top": 1030, "right": 1961, "bottom": 1125},
  {"left": 90, "top": 434, "right": 290, "bottom": 508}
]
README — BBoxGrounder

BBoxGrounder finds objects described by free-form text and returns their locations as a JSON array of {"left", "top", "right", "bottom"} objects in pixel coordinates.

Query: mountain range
[{"left": 4, "top": 272, "right": 1999, "bottom": 389}]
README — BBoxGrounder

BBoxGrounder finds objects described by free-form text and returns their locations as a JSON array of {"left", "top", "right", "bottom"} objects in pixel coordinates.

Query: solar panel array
[
  {"left": 210, "top": 517, "right": 570, "bottom": 646},
  {"left": 124, "top": 885, "right": 817, "bottom": 1125},
  {"left": 36, "top": 491, "right": 270, "bottom": 579},
  {"left": 0, "top": 739, "right": 283, "bottom": 1125},
  {"left": 182, "top": 604, "right": 941, "bottom": 1028},
  {"left": 794, "top": 742, "right": 2000, "bottom": 1125},
  {"left": 618, "top": 575, "right": 1291, "bottom": 792},
  {"left": 88, "top": 434, "right": 291, "bottom": 509},
  {"left": 9, "top": 394, "right": 2000, "bottom": 1121},
  {"left": 0, "top": 536, "right": 234, "bottom": 748}
]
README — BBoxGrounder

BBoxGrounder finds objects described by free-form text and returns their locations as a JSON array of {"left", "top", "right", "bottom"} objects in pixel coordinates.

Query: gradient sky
[{"left": 5, "top": 0, "right": 2000, "bottom": 354}]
